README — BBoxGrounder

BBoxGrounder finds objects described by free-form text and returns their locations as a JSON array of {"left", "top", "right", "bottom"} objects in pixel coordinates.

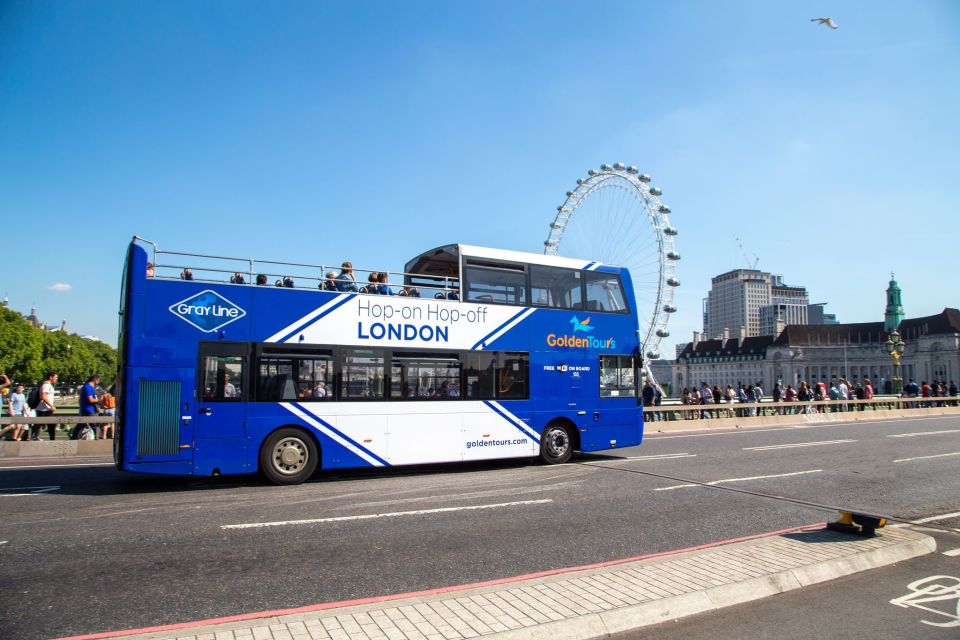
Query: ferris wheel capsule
[
  {"left": 550, "top": 222, "right": 562, "bottom": 229},
  {"left": 600, "top": 163, "right": 612, "bottom": 171},
  {"left": 626, "top": 166, "right": 638, "bottom": 174},
  {"left": 667, "top": 277, "right": 680, "bottom": 286},
  {"left": 638, "top": 174, "right": 651, "bottom": 183},
  {"left": 656, "top": 329, "right": 671, "bottom": 338},
  {"left": 646, "top": 349, "right": 661, "bottom": 359},
  {"left": 649, "top": 187, "right": 662, "bottom": 196},
  {"left": 588, "top": 169, "right": 598, "bottom": 176},
  {"left": 613, "top": 162, "right": 625, "bottom": 170},
  {"left": 663, "top": 226, "right": 678, "bottom": 236},
  {"left": 666, "top": 251, "right": 681, "bottom": 260},
  {"left": 658, "top": 205, "right": 671, "bottom": 214},
  {"left": 663, "top": 304, "right": 677, "bottom": 313}
]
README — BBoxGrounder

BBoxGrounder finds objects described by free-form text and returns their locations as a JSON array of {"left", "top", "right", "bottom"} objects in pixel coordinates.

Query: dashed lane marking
[
  {"left": 895, "top": 452, "right": 960, "bottom": 463},
  {"left": 654, "top": 469, "right": 822, "bottom": 491},
  {"left": 888, "top": 430, "right": 960, "bottom": 438},
  {"left": 222, "top": 498, "right": 554, "bottom": 530},
  {"left": 0, "top": 485, "right": 61, "bottom": 496},
  {"left": 743, "top": 439, "right": 856, "bottom": 451},
  {"left": 943, "top": 549, "right": 960, "bottom": 557},
  {"left": 580, "top": 453, "right": 696, "bottom": 464}
]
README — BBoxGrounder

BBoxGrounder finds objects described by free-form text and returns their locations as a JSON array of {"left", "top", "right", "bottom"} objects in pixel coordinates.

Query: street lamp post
[{"left": 884, "top": 329, "right": 906, "bottom": 394}]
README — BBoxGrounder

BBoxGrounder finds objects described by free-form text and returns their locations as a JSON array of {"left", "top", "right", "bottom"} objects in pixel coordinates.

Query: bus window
[
  {"left": 464, "top": 265, "right": 527, "bottom": 305},
  {"left": 497, "top": 352, "right": 529, "bottom": 400},
  {"left": 341, "top": 349, "right": 385, "bottom": 399},
  {"left": 463, "top": 352, "right": 496, "bottom": 399},
  {"left": 584, "top": 272, "right": 629, "bottom": 313},
  {"left": 530, "top": 265, "right": 582, "bottom": 310},
  {"left": 391, "top": 353, "right": 461, "bottom": 399},
  {"left": 599, "top": 355, "right": 636, "bottom": 398},
  {"left": 202, "top": 355, "right": 245, "bottom": 402},
  {"left": 257, "top": 351, "right": 333, "bottom": 401}
]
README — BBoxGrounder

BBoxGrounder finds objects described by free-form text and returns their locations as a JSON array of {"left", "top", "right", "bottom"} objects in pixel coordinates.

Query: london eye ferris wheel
[{"left": 544, "top": 163, "right": 679, "bottom": 386}]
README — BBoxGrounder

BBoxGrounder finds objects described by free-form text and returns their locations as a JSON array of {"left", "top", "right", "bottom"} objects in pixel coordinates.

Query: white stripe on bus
[
  {"left": 264, "top": 294, "right": 350, "bottom": 343},
  {"left": 282, "top": 403, "right": 386, "bottom": 467}
]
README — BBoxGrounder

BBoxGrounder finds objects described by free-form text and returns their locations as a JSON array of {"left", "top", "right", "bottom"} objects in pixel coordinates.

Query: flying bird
[{"left": 811, "top": 17, "right": 838, "bottom": 29}]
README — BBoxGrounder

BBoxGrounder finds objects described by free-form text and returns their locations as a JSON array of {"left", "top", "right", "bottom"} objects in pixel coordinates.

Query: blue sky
[{"left": 1, "top": 1, "right": 958, "bottom": 348}]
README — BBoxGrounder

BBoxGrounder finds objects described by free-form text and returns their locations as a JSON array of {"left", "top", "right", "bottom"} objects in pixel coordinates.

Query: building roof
[
  {"left": 677, "top": 335, "right": 776, "bottom": 359},
  {"left": 772, "top": 308, "right": 960, "bottom": 345}
]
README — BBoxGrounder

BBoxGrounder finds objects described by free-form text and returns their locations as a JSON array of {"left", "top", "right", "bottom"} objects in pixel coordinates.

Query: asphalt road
[{"left": 1, "top": 414, "right": 959, "bottom": 640}]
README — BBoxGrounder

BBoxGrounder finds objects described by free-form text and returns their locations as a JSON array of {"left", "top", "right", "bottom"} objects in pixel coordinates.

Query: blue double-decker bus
[{"left": 116, "top": 238, "right": 644, "bottom": 484}]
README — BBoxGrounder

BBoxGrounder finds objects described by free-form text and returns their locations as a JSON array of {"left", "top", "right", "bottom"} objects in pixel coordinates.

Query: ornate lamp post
[{"left": 883, "top": 329, "right": 905, "bottom": 394}]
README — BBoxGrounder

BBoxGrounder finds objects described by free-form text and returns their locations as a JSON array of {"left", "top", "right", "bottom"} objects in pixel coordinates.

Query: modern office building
[{"left": 703, "top": 269, "right": 811, "bottom": 339}]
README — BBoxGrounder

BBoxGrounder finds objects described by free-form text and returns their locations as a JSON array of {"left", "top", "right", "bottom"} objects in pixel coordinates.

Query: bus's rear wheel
[
  {"left": 260, "top": 428, "right": 318, "bottom": 485},
  {"left": 540, "top": 422, "right": 573, "bottom": 464}
]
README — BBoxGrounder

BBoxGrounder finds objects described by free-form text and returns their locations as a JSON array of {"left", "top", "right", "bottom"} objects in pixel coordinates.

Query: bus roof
[{"left": 404, "top": 243, "right": 614, "bottom": 278}]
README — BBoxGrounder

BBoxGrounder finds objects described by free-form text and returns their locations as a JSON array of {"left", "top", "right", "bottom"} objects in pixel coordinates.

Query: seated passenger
[
  {"left": 360, "top": 273, "right": 381, "bottom": 294},
  {"left": 230, "top": 272, "right": 246, "bottom": 284},
  {"left": 320, "top": 272, "right": 338, "bottom": 291},
  {"left": 335, "top": 261, "right": 359, "bottom": 292},
  {"left": 398, "top": 286, "right": 420, "bottom": 297},
  {"left": 180, "top": 268, "right": 193, "bottom": 281},
  {"left": 256, "top": 274, "right": 268, "bottom": 285},
  {"left": 313, "top": 381, "right": 327, "bottom": 398},
  {"left": 283, "top": 276, "right": 295, "bottom": 288},
  {"left": 377, "top": 272, "right": 394, "bottom": 295},
  {"left": 146, "top": 263, "right": 155, "bottom": 277}
]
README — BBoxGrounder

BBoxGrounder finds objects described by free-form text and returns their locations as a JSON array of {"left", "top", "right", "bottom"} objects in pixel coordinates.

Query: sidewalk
[{"left": 66, "top": 525, "right": 935, "bottom": 640}]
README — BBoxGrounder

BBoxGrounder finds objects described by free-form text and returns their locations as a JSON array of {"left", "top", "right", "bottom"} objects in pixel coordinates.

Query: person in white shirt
[
  {"left": 222, "top": 373, "right": 237, "bottom": 399},
  {"left": 36, "top": 371, "right": 58, "bottom": 440}
]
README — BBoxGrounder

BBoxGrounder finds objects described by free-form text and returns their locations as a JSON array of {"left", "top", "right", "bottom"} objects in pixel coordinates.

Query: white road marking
[
  {"left": 581, "top": 453, "right": 696, "bottom": 464},
  {"left": 0, "top": 486, "right": 61, "bottom": 497},
  {"left": 743, "top": 439, "right": 856, "bottom": 451},
  {"left": 895, "top": 452, "right": 960, "bottom": 463},
  {"left": 911, "top": 511, "right": 960, "bottom": 524},
  {"left": 646, "top": 415, "right": 955, "bottom": 440},
  {"left": 222, "top": 499, "right": 554, "bottom": 530},
  {"left": 888, "top": 430, "right": 960, "bottom": 438},
  {"left": 0, "top": 541, "right": 7, "bottom": 545},
  {"left": 890, "top": 575, "right": 960, "bottom": 628},
  {"left": 0, "top": 463, "right": 113, "bottom": 470},
  {"left": 943, "top": 549, "right": 960, "bottom": 557},
  {"left": 654, "top": 469, "right": 822, "bottom": 491}
]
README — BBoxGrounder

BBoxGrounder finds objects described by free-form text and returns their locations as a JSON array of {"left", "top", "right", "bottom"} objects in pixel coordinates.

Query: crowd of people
[
  {"left": 643, "top": 377, "right": 959, "bottom": 420},
  {"left": 148, "top": 261, "right": 458, "bottom": 299},
  {"left": 0, "top": 371, "right": 116, "bottom": 441}
]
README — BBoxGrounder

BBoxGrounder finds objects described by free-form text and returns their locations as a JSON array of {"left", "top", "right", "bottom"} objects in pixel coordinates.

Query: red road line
[{"left": 56, "top": 521, "right": 826, "bottom": 640}]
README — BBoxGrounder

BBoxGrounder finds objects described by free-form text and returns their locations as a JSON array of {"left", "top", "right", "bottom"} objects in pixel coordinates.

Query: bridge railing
[{"left": 642, "top": 396, "right": 960, "bottom": 422}]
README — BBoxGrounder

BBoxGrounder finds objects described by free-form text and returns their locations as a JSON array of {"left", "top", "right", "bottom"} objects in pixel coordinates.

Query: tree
[{"left": 0, "top": 307, "right": 117, "bottom": 385}]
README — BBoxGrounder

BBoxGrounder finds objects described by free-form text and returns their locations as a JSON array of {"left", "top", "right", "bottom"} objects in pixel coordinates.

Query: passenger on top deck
[
  {"left": 360, "top": 272, "right": 381, "bottom": 295},
  {"left": 335, "top": 261, "right": 359, "bottom": 292},
  {"left": 377, "top": 272, "right": 395, "bottom": 295},
  {"left": 320, "top": 272, "right": 338, "bottom": 291}
]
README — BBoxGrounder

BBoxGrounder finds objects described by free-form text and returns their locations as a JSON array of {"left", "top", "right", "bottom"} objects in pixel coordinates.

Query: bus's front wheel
[
  {"left": 540, "top": 422, "right": 573, "bottom": 464},
  {"left": 260, "top": 428, "right": 319, "bottom": 485}
]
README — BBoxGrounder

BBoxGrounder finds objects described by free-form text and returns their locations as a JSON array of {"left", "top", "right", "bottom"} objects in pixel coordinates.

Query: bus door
[
  {"left": 593, "top": 354, "right": 641, "bottom": 448},
  {"left": 195, "top": 342, "right": 250, "bottom": 475}
]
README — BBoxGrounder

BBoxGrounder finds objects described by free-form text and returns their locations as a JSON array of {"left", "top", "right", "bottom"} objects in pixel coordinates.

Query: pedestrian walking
[{"left": 35, "top": 372, "right": 58, "bottom": 440}]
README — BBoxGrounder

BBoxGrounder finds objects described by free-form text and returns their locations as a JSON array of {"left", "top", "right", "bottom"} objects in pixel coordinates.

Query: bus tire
[
  {"left": 539, "top": 422, "right": 573, "bottom": 464},
  {"left": 260, "top": 428, "right": 319, "bottom": 485}
]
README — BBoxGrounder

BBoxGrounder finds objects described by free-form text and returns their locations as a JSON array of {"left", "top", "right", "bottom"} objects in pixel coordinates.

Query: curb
[{"left": 65, "top": 526, "right": 936, "bottom": 640}]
